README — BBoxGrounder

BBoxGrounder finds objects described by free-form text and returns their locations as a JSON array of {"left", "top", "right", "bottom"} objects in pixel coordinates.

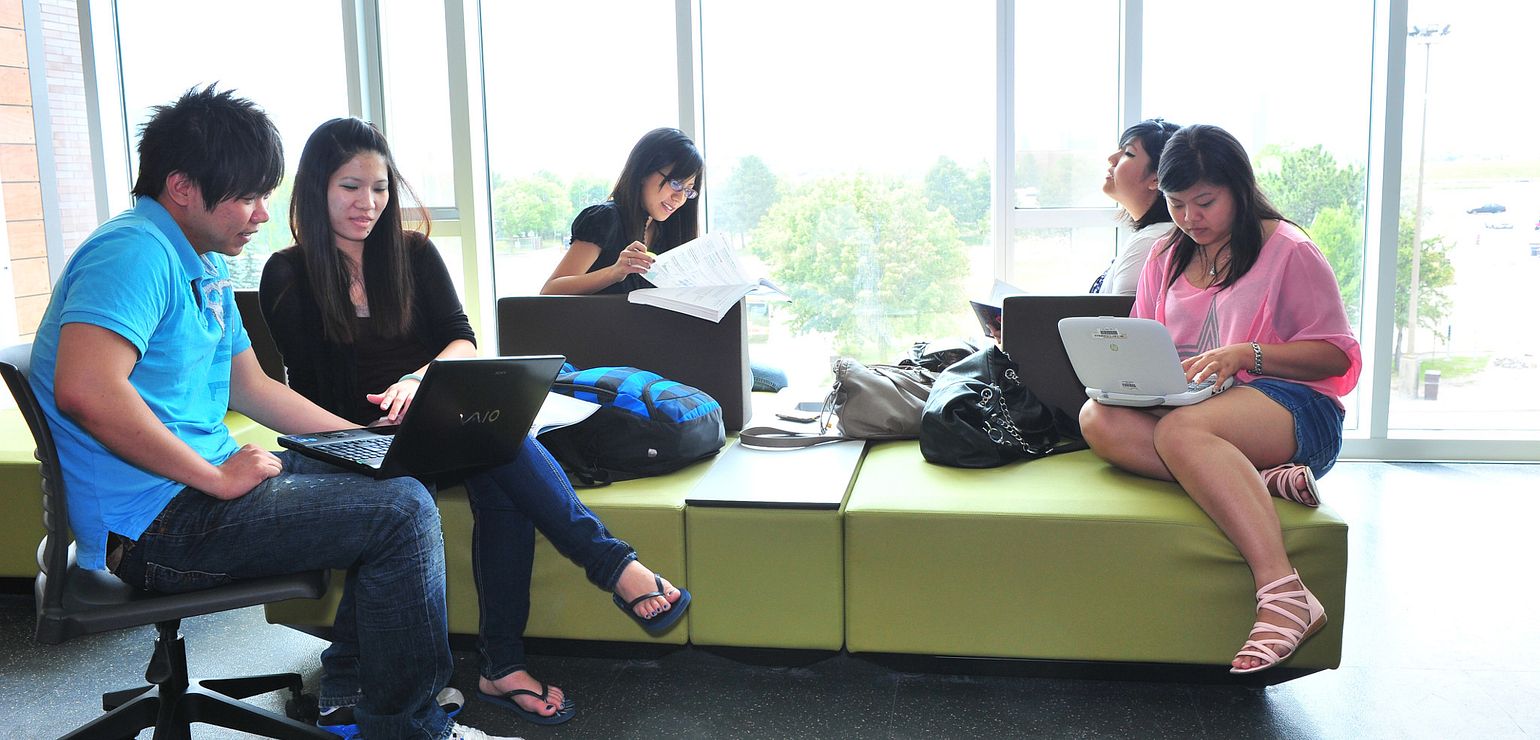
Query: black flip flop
[
  {"left": 475, "top": 682, "right": 577, "bottom": 726},
  {"left": 612, "top": 573, "right": 692, "bottom": 635}
]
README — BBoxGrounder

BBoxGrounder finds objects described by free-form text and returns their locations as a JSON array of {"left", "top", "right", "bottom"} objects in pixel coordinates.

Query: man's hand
[{"left": 206, "top": 443, "right": 283, "bottom": 500}]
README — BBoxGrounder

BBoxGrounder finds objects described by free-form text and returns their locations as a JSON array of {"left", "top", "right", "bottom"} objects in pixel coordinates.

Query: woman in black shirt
[
  {"left": 260, "top": 118, "right": 691, "bottom": 728},
  {"left": 540, "top": 127, "right": 703, "bottom": 295}
]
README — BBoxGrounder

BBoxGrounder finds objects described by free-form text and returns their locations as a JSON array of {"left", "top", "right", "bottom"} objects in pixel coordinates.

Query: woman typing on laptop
[
  {"left": 260, "top": 118, "right": 690, "bottom": 728},
  {"left": 1077, "top": 124, "right": 1360, "bottom": 674}
]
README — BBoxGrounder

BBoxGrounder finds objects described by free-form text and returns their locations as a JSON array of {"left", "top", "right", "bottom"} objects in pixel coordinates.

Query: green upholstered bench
[
  {"left": 682, "top": 438, "right": 866, "bottom": 650},
  {"left": 1, "top": 406, "right": 43, "bottom": 579},
  {"left": 843, "top": 441, "right": 1348, "bottom": 673},
  {"left": 264, "top": 455, "right": 707, "bottom": 646}
]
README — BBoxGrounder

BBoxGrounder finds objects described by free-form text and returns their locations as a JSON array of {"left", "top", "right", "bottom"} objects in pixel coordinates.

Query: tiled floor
[{"left": 1, "top": 461, "right": 1536, "bottom": 739}]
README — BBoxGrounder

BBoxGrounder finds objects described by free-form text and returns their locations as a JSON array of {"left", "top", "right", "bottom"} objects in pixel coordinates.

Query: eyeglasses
[{"left": 656, "top": 171, "right": 698, "bottom": 200}]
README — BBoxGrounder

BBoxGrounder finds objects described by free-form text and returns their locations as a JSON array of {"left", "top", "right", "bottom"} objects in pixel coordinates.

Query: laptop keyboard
[
  {"left": 314, "top": 435, "right": 395, "bottom": 464},
  {"left": 1186, "top": 378, "right": 1217, "bottom": 393}
]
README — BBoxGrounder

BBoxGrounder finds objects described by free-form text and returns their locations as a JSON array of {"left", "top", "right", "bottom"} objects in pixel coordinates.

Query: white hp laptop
[{"left": 1057, "top": 317, "right": 1234, "bottom": 407}]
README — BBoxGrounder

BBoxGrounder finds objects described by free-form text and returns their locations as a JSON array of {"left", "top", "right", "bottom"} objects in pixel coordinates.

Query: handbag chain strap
[{"left": 979, "top": 367, "right": 1037, "bottom": 452}]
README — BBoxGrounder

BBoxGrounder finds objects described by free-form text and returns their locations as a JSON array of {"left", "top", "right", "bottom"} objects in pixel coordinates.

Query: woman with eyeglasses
[{"left": 541, "top": 127, "right": 702, "bottom": 295}]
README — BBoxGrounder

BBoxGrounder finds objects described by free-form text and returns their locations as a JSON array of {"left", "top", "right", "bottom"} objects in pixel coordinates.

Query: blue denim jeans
[
  {"left": 1243, "top": 378, "right": 1347, "bottom": 478},
  {"left": 460, "top": 436, "right": 635, "bottom": 681},
  {"left": 112, "top": 451, "right": 454, "bottom": 740}
]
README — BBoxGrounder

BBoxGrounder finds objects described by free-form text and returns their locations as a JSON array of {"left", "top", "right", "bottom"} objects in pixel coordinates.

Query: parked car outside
[{"left": 1467, "top": 203, "right": 1506, "bottom": 214}]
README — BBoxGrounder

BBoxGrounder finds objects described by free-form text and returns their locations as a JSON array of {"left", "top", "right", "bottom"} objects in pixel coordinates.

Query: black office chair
[{"left": 0, "top": 343, "right": 332, "bottom": 739}]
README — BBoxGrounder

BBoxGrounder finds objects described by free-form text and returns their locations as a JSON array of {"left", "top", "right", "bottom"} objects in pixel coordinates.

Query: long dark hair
[
  {"left": 289, "top": 117, "right": 424, "bottom": 342},
  {"left": 610, "top": 128, "right": 703, "bottom": 250},
  {"left": 1155, "top": 124, "right": 1290, "bottom": 291},
  {"left": 1117, "top": 118, "right": 1181, "bottom": 230}
]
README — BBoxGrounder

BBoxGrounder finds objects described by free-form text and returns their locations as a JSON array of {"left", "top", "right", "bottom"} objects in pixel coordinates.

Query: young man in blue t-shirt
[{"left": 28, "top": 86, "right": 510, "bottom": 740}]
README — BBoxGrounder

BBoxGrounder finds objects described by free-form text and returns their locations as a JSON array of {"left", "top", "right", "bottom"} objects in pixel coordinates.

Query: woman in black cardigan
[{"left": 259, "top": 118, "right": 690, "bottom": 729}]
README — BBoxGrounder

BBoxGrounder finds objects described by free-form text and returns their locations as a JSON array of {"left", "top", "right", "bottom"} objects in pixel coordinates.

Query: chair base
[{"left": 59, "top": 621, "right": 331, "bottom": 740}]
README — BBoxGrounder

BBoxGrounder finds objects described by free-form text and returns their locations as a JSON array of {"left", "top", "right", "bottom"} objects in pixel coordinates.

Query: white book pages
[{"left": 531, "top": 391, "right": 600, "bottom": 435}]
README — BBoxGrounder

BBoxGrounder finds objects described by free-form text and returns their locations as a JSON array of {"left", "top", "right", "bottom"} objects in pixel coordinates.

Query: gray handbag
[
  {"left": 828, "top": 358, "right": 936, "bottom": 439},
  {"left": 740, "top": 358, "right": 936, "bottom": 449}
]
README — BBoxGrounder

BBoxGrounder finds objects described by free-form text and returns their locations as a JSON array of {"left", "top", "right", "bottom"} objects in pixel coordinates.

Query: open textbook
[
  {"left": 628, "top": 232, "right": 785, "bottom": 322},
  {"left": 968, "top": 279, "right": 1027, "bottom": 340}
]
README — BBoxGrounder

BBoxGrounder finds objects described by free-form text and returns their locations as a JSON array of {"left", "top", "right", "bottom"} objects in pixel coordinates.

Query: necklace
[{"left": 1198, "top": 242, "right": 1229, "bottom": 278}]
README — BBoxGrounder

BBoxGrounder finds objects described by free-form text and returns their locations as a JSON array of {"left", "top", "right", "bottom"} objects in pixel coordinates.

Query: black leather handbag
[{"left": 919, "top": 345, "right": 1084, "bottom": 468}]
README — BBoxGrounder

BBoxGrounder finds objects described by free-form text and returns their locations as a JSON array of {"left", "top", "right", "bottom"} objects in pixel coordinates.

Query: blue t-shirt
[{"left": 29, "top": 198, "right": 251, "bottom": 570}]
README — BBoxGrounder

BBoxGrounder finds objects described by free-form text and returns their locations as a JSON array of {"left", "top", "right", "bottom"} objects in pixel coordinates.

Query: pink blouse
[{"left": 1132, "top": 222, "right": 1361, "bottom": 406}]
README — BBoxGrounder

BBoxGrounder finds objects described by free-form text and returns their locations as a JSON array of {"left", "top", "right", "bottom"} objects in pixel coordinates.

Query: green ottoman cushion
[
  {"left": 1, "top": 407, "right": 43, "bottom": 578},
  {"left": 682, "top": 439, "right": 865, "bottom": 650},
  {"left": 843, "top": 442, "right": 1347, "bottom": 670},
  {"left": 267, "top": 453, "right": 707, "bottom": 646}
]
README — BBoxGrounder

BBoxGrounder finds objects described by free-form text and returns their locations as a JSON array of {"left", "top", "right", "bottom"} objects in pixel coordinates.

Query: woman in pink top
[{"left": 1078, "top": 124, "right": 1361, "bottom": 675}]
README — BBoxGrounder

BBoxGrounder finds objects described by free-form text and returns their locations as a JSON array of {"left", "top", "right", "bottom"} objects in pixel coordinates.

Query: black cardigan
[{"left": 258, "top": 234, "right": 476, "bottom": 424}]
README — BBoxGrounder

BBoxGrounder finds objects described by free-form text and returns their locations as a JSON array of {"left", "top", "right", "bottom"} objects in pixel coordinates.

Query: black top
[
  {"left": 258, "top": 233, "right": 477, "bottom": 425},
  {"left": 570, "top": 201, "right": 677, "bottom": 295}
]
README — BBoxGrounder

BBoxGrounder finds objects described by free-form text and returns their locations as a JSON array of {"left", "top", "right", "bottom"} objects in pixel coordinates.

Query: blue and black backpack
[{"left": 537, "top": 364, "right": 726, "bottom": 486}]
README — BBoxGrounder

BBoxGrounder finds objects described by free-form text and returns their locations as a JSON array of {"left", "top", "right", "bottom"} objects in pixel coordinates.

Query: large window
[
  {"left": 702, "top": 1, "right": 995, "bottom": 386},
  {"left": 482, "top": 1, "right": 677, "bottom": 298},
  {"left": 41, "top": 0, "right": 1540, "bottom": 458},
  {"left": 115, "top": 0, "right": 348, "bottom": 288},
  {"left": 1010, "top": 2, "right": 1120, "bottom": 295},
  {"left": 1145, "top": 0, "right": 1375, "bottom": 433},
  {"left": 1387, "top": 1, "right": 1540, "bottom": 438}
]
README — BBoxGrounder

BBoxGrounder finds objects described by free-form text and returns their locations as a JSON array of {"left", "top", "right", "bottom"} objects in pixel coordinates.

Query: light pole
[{"left": 1403, "top": 23, "right": 1451, "bottom": 396}]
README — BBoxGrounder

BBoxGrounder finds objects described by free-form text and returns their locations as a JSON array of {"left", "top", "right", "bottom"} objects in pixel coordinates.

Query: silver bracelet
[
  {"left": 398, "top": 372, "right": 424, "bottom": 383},
  {"left": 1251, "top": 342, "right": 1264, "bottom": 376}
]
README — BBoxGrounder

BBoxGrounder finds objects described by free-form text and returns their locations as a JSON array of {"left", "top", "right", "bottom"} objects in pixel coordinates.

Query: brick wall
[
  {"left": 0, "top": 0, "right": 48, "bottom": 340},
  {"left": 40, "top": 0, "right": 95, "bottom": 258}
]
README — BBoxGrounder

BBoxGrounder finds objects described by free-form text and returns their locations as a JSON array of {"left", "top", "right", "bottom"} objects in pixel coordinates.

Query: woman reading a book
[
  {"left": 1076, "top": 124, "right": 1360, "bottom": 674},
  {"left": 1091, "top": 118, "right": 1181, "bottom": 295},
  {"left": 259, "top": 118, "right": 690, "bottom": 728},
  {"left": 540, "top": 127, "right": 703, "bottom": 296},
  {"left": 540, "top": 127, "right": 789, "bottom": 390}
]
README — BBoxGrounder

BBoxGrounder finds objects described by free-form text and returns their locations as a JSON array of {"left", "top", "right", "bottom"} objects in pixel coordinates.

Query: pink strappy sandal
[
  {"left": 1230, "top": 569, "right": 1327, "bottom": 674},
  {"left": 1261, "top": 464, "right": 1319, "bottom": 507}
]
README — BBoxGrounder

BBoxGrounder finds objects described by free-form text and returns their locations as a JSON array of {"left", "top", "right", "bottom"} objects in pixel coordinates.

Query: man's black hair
[{"left": 131, "top": 84, "right": 284, "bottom": 210}]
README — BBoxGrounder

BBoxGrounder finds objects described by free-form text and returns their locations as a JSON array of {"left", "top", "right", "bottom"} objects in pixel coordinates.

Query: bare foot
[
  {"left": 479, "top": 670, "right": 565, "bottom": 719},
  {"left": 613, "top": 559, "right": 681, "bottom": 620}
]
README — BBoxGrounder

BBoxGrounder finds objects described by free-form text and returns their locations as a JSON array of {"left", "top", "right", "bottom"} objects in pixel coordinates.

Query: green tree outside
[
  {"left": 491, "top": 171, "right": 569, "bottom": 244},
  {"left": 1394, "top": 214, "right": 1454, "bottom": 359},
  {"left": 749, "top": 174, "right": 968, "bottom": 359},
  {"left": 712, "top": 155, "right": 780, "bottom": 244},
  {"left": 922, "top": 156, "right": 990, "bottom": 239},
  {"left": 568, "top": 176, "right": 610, "bottom": 222},
  {"left": 1257, "top": 144, "right": 1364, "bottom": 227},
  {"left": 1256, "top": 146, "right": 1453, "bottom": 353}
]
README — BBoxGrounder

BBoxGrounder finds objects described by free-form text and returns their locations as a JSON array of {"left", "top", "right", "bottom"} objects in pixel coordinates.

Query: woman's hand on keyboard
[
  {"left": 1180, "top": 342, "right": 1252, "bottom": 387},
  {"left": 366, "top": 377, "right": 421, "bottom": 424}
]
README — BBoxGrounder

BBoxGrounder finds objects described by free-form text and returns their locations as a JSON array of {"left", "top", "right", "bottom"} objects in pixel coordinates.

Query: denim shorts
[{"left": 1243, "top": 378, "right": 1346, "bottom": 478}]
